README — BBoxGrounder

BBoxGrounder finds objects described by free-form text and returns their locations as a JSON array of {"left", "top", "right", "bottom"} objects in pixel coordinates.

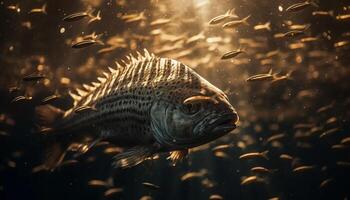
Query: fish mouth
[
  {"left": 156, "top": 111, "right": 239, "bottom": 149},
  {"left": 209, "top": 112, "right": 238, "bottom": 134}
]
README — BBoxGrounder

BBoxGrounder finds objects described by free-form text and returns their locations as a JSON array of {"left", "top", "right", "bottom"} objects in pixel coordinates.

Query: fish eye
[{"left": 183, "top": 102, "right": 202, "bottom": 115}]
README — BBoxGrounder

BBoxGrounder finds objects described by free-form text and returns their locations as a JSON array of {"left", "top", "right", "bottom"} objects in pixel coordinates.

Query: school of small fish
[{"left": 0, "top": 0, "right": 350, "bottom": 200}]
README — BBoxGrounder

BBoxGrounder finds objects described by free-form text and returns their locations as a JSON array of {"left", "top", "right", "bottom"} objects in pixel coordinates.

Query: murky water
[{"left": 0, "top": 0, "right": 350, "bottom": 200}]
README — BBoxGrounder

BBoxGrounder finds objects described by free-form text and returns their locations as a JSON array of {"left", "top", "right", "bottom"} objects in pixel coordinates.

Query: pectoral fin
[
  {"left": 167, "top": 149, "right": 188, "bottom": 164},
  {"left": 112, "top": 146, "right": 153, "bottom": 169}
]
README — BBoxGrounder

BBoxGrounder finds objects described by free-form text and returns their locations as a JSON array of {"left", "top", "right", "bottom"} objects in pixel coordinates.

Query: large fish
[{"left": 35, "top": 49, "right": 239, "bottom": 170}]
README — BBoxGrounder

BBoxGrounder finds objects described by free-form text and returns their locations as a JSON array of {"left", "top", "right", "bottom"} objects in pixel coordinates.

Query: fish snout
[
  {"left": 231, "top": 110, "right": 239, "bottom": 125},
  {"left": 215, "top": 95, "right": 239, "bottom": 125}
]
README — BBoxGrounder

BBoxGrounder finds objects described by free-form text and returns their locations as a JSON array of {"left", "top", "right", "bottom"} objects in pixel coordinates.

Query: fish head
[{"left": 150, "top": 80, "right": 239, "bottom": 150}]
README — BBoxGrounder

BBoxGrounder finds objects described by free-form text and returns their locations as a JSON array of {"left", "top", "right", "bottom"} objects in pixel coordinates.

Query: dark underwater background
[{"left": 0, "top": 0, "right": 349, "bottom": 200}]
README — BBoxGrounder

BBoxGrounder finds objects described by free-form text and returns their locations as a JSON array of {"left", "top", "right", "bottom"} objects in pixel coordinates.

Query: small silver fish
[
  {"left": 121, "top": 12, "right": 146, "bottom": 23},
  {"left": 209, "top": 194, "right": 224, "bottom": 200},
  {"left": 88, "top": 179, "right": 109, "bottom": 187},
  {"left": 279, "top": 154, "right": 293, "bottom": 161},
  {"left": 254, "top": 22, "right": 271, "bottom": 31},
  {"left": 181, "top": 169, "right": 208, "bottom": 181},
  {"left": 250, "top": 167, "right": 272, "bottom": 173},
  {"left": 286, "top": 1, "right": 318, "bottom": 13},
  {"left": 63, "top": 11, "right": 92, "bottom": 22},
  {"left": 150, "top": 18, "right": 171, "bottom": 26},
  {"left": 29, "top": 3, "right": 47, "bottom": 14},
  {"left": 221, "top": 48, "right": 245, "bottom": 60},
  {"left": 282, "top": 29, "right": 305, "bottom": 38},
  {"left": 320, "top": 178, "right": 333, "bottom": 188},
  {"left": 271, "top": 71, "right": 293, "bottom": 83},
  {"left": 336, "top": 14, "right": 350, "bottom": 21},
  {"left": 336, "top": 161, "right": 350, "bottom": 168},
  {"left": 21, "top": 21, "right": 32, "bottom": 29},
  {"left": 186, "top": 31, "right": 205, "bottom": 45},
  {"left": 7, "top": 4, "right": 20, "bottom": 13},
  {"left": 71, "top": 39, "right": 103, "bottom": 49},
  {"left": 340, "top": 137, "right": 350, "bottom": 145},
  {"left": 22, "top": 73, "right": 46, "bottom": 82},
  {"left": 239, "top": 151, "right": 269, "bottom": 160},
  {"left": 209, "top": 8, "right": 238, "bottom": 25},
  {"left": 241, "top": 176, "right": 259, "bottom": 185},
  {"left": 11, "top": 96, "right": 32, "bottom": 103},
  {"left": 142, "top": 182, "right": 160, "bottom": 190},
  {"left": 289, "top": 24, "right": 310, "bottom": 30},
  {"left": 104, "top": 188, "right": 123, "bottom": 197},
  {"left": 222, "top": 15, "right": 250, "bottom": 29},
  {"left": 246, "top": 69, "right": 274, "bottom": 82},
  {"left": 312, "top": 10, "right": 333, "bottom": 17},
  {"left": 211, "top": 144, "right": 232, "bottom": 151},
  {"left": 265, "top": 133, "right": 286, "bottom": 143},
  {"left": 300, "top": 37, "right": 319, "bottom": 43},
  {"left": 334, "top": 40, "right": 350, "bottom": 48},
  {"left": 319, "top": 128, "right": 340, "bottom": 138},
  {"left": 41, "top": 94, "right": 61, "bottom": 104},
  {"left": 293, "top": 165, "right": 316, "bottom": 173}
]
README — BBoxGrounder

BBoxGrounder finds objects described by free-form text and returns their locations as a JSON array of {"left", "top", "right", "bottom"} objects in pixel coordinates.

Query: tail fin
[
  {"left": 308, "top": 0, "right": 319, "bottom": 8},
  {"left": 328, "top": 10, "right": 334, "bottom": 17},
  {"left": 227, "top": 8, "right": 238, "bottom": 18},
  {"left": 266, "top": 22, "right": 271, "bottom": 31},
  {"left": 42, "top": 3, "right": 47, "bottom": 14},
  {"left": 35, "top": 105, "right": 67, "bottom": 171},
  {"left": 35, "top": 105, "right": 99, "bottom": 171},
  {"left": 241, "top": 15, "right": 251, "bottom": 26},
  {"left": 41, "top": 134, "right": 100, "bottom": 171},
  {"left": 261, "top": 150, "right": 269, "bottom": 160}
]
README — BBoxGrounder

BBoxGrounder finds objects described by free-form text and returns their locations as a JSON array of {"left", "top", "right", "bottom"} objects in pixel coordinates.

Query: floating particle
[
  {"left": 278, "top": 6, "right": 283, "bottom": 12},
  {"left": 60, "top": 27, "right": 65, "bottom": 33}
]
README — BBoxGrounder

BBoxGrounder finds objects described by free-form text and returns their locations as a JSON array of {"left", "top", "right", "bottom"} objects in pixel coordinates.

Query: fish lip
[
  {"left": 211, "top": 123, "right": 236, "bottom": 134},
  {"left": 206, "top": 112, "right": 238, "bottom": 135}
]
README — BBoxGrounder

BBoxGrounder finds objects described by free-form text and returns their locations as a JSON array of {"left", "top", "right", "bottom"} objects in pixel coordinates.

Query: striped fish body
[{"left": 38, "top": 49, "right": 238, "bottom": 169}]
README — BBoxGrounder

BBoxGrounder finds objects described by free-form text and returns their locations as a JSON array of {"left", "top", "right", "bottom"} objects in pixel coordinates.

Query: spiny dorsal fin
[
  {"left": 108, "top": 67, "right": 117, "bottom": 73},
  {"left": 121, "top": 59, "right": 128, "bottom": 66},
  {"left": 68, "top": 91, "right": 81, "bottom": 106},
  {"left": 97, "top": 77, "right": 106, "bottom": 83},
  {"left": 144, "top": 48, "right": 151, "bottom": 58},
  {"left": 82, "top": 84, "right": 93, "bottom": 91},
  {"left": 114, "top": 61, "right": 122, "bottom": 68},
  {"left": 102, "top": 72, "right": 109, "bottom": 78},
  {"left": 130, "top": 53, "right": 137, "bottom": 63},
  {"left": 69, "top": 49, "right": 155, "bottom": 109},
  {"left": 137, "top": 51, "right": 143, "bottom": 59},
  {"left": 126, "top": 55, "right": 131, "bottom": 62},
  {"left": 68, "top": 91, "right": 81, "bottom": 101},
  {"left": 76, "top": 88, "right": 88, "bottom": 96},
  {"left": 92, "top": 82, "right": 100, "bottom": 87}
]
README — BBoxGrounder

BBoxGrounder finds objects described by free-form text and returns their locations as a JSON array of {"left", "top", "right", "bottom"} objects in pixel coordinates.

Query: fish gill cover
[{"left": 0, "top": 0, "right": 349, "bottom": 200}]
